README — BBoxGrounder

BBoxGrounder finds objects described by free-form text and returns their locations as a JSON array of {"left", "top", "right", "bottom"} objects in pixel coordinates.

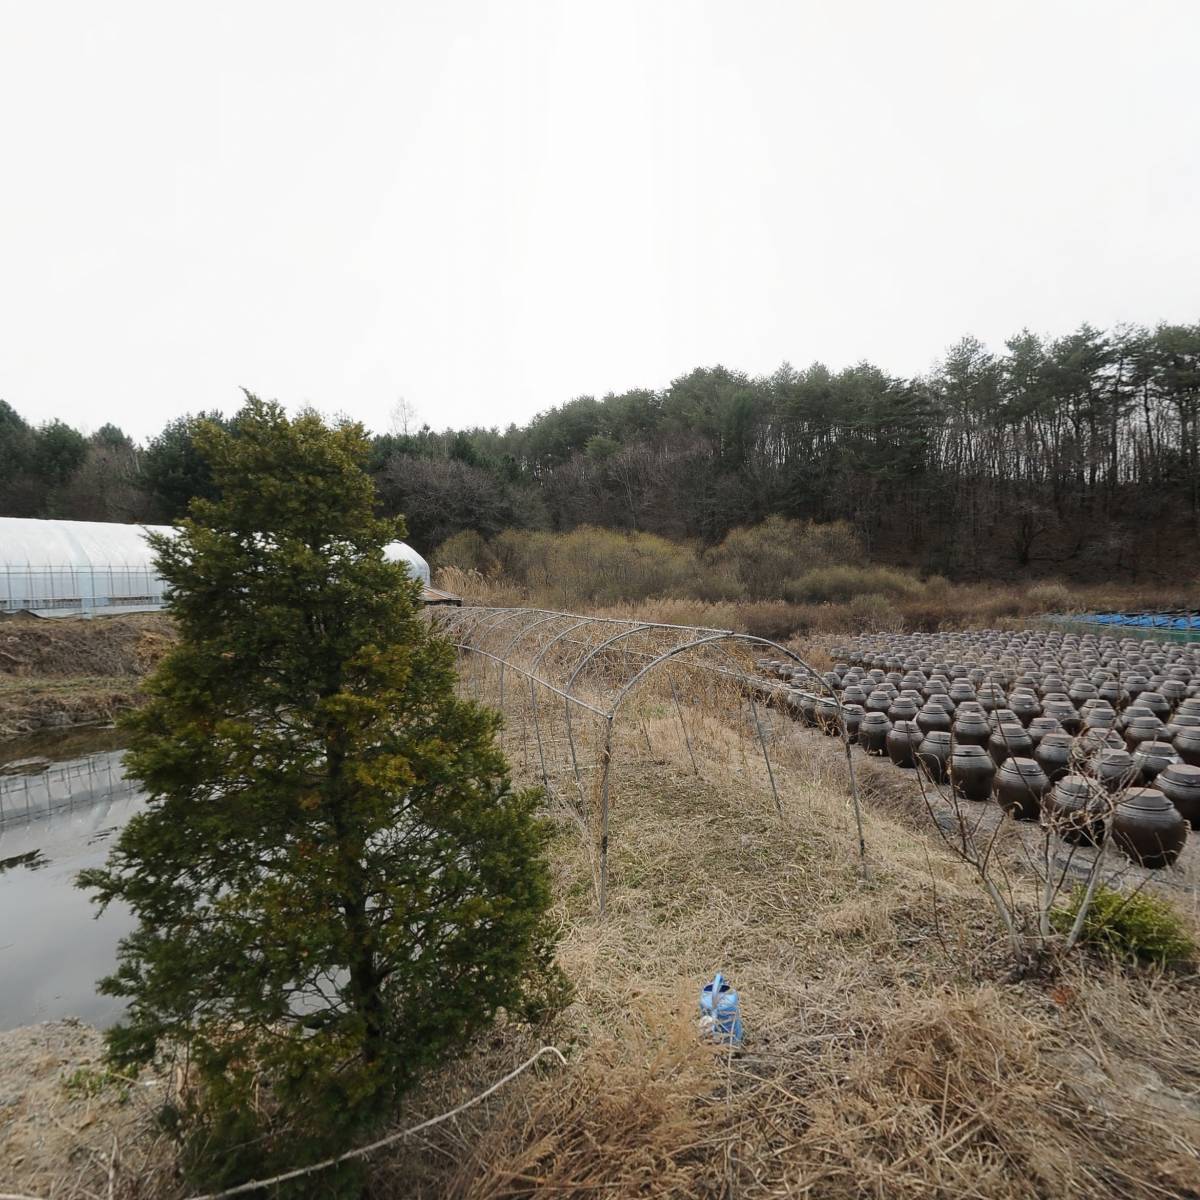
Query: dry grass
[
  {"left": 369, "top": 675, "right": 1200, "bottom": 1199},
  {"left": 0, "top": 613, "right": 176, "bottom": 678},
  {"left": 0, "top": 676, "right": 143, "bottom": 739},
  {"left": 433, "top": 565, "right": 1197, "bottom": 641},
  {"left": 0, "top": 614, "right": 174, "bottom": 739},
  {"left": 5, "top": 642, "right": 1200, "bottom": 1199}
]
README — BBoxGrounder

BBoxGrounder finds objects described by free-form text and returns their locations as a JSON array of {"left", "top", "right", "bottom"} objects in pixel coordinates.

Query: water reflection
[{"left": 0, "top": 743, "right": 144, "bottom": 1030}]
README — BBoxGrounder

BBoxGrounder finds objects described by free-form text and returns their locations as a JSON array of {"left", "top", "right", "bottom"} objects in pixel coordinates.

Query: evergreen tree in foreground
[{"left": 80, "top": 399, "right": 559, "bottom": 1192}]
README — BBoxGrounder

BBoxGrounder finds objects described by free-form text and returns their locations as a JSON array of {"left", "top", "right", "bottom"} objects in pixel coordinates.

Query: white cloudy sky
[{"left": 2, "top": 1, "right": 1197, "bottom": 441}]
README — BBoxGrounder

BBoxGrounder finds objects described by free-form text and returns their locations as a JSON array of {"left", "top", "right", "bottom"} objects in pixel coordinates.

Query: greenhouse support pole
[
  {"left": 670, "top": 677, "right": 698, "bottom": 776},
  {"left": 749, "top": 692, "right": 782, "bottom": 818},
  {"left": 530, "top": 675, "right": 550, "bottom": 788},
  {"left": 598, "top": 716, "right": 614, "bottom": 916}
]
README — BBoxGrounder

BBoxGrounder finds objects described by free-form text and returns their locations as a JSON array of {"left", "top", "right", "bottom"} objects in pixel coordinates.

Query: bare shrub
[
  {"left": 707, "top": 516, "right": 865, "bottom": 599},
  {"left": 433, "top": 530, "right": 497, "bottom": 575},
  {"left": 1025, "top": 579, "right": 1076, "bottom": 612},
  {"left": 782, "top": 565, "right": 924, "bottom": 604}
]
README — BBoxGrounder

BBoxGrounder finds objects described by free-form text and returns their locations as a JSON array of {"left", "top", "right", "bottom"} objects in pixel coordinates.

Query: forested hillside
[{"left": 3, "top": 321, "right": 1197, "bottom": 581}]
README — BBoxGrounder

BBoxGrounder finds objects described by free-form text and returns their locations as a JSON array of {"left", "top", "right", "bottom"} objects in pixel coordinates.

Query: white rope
[{"left": 0, "top": 1045, "right": 567, "bottom": 1200}]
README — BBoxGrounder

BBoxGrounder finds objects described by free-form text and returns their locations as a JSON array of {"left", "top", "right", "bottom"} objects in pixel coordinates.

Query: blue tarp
[{"left": 1061, "top": 611, "right": 1200, "bottom": 631}]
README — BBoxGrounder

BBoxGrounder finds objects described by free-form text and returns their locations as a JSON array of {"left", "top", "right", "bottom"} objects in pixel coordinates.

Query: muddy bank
[{"left": 0, "top": 614, "right": 175, "bottom": 740}]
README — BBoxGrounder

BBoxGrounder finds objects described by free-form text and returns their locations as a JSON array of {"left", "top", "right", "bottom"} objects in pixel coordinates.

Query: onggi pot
[
  {"left": 1112, "top": 788, "right": 1188, "bottom": 869},
  {"left": 840, "top": 703, "right": 865, "bottom": 743},
  {"left": 1173, "top": 726, "right": 1200, "bottom": 767},
  {"left": 1091, "top": 748, "right": 1136, "bottom": 794},
  {"left": 949, "top": 744, "right": 996, "bottom": 801},
  {"left": 988, "top": 723, "right": 1034, "bottom": 767},
  {"left": 952, "top": 712, "right": 991, "bottom": 747},
  {"left": 1157, "top": 763, "right": 1200, "bottom": 830},
  {"left": 994, "top": 757, "right": 1050, "bottom": 821},
  {"left": 916, "top": 731, "right": 953, "bottom": 784},
  {"left": 1130, "top": 740, "right": 1181, "bottom": 785},
  {"left": 916, "top": 703, "right": 953, "bottom": 736},
  {"left": 858, "top": 711, "right": 892, "bottom": 756},
  {"left": 886, "top": 720, "right": 924, "bottom": 769},
  {"left": 1044, "top": 774, "right": 1105, "bottom": 846},
  {"left": 1034, "top": 732, "right": 1074, "bottom": 783}
]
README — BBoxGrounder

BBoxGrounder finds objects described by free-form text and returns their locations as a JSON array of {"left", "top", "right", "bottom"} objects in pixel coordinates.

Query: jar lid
[
  {"left": 1160, "top": 764, "right": 1200, "bottom": 786},
  {"left": 1120, "top": 787, "right": 1172, "bottom": 812}
]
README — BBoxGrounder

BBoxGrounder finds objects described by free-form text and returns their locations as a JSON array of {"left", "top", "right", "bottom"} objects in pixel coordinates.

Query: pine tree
[{"left": 80, "top": 399, "right": 559, "bottom": 1191}]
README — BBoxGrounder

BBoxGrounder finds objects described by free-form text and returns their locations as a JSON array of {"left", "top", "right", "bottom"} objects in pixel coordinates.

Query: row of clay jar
[
  {"left": 757, "top": 660, "right": 1200, "bottom": 769},
  {"left": 751, "top": 663, "right": 1195, "bottom": 870}
]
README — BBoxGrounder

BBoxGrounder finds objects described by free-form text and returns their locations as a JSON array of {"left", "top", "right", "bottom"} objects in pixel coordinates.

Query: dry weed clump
[
  {"left": 792, "top": 985, "right": 1199, "bottom": 1198},
  {"left": 445, "top": 1015, "right": 724, "bottom": 1200}
]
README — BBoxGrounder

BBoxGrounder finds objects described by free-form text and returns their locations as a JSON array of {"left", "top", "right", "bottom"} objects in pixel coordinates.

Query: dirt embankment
[{"left": 0, "top": 614, "right": 176, "bottom": 740}]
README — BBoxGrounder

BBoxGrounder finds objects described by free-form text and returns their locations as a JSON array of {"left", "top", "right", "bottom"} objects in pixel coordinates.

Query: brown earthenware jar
[
  {"left": 1112, "top": 788, "right": 1188, "bottom": 869},
  {"left": 858, "top": 711, "right": 892, "bottom": 756},
  {"left": 916, "top": 703, "right": 953, "bottom": 736},
  {"left": 1008, "top": 692, "right": 1042, "bottom": 726},
  {"left": 994, "top": 757, "right": 1050, "bottom": 821},
  {"left": 1091, "top": 748, "right": 1136, "bottom": 793},
  {"left": 1156, "top": 763, "right": 1200, "bottom": 830},
  {"left": 1043, "top": 697, "right": 1082, "bottom": 735},
  {"left": 1124, "top": 716, "right": 1165, "bottom": 752},
  {"left": 887, "top": 696, "right": 920, "bottom": 724},
  {"left": 1026, "top": 716, "right": 1062, "bottom": 749},
  {"left": 916, "top": 731, "right": 953, "bottom": 784},
  {"left": 1079, "top": 728, "right": 1126, "bottom": 759},
  {"left": 949, "top": 744, "right": 996, "bottom": 801},
  {"left": 1045, "top": 775, "right": 1106, "bottom": 845},
  {"left": 816, "top": 698, "right": 841, "bottom": 735},
  {"left": 1156, "top": 764, "right": 1200, "bottom": 830},
  {"left": 1083, "top": 708, "right": 1119, "bottom": 733},
  {"left": 840, "top": 703, "right": 865, "bottom": 743},
  {"left": 1034, "top": 732, "right": 1074, "bottom": 783},
  {"left": 1131, "top": 740, "right": 1181, "bottom": 785},
  {"left": 886, "top": 720, "right": 924, "bottom": 769},
  {"left": 952, "top": 712, "right": 991, "bottom": 747},
  {"left": 1172, "top": 726, "right": 1200, "bottom": 767},
  {"left": 1138, "top": 692, "right": 1171, "bottom": 721},
  {"left": 988, "top": 723, "right": 1034, "bottom": 767}
]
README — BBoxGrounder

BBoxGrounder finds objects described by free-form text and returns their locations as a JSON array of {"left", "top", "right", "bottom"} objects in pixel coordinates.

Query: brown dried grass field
[
  {"left": 372, "top": 681, "right": 1200, "bottom": 1200},
  {"left": 4, "top": 635, "right": 1200, "bottom": 1200}
]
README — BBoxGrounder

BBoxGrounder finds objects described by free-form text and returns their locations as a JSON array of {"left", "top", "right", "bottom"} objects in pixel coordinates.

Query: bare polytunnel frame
[{"left": 434, "top": 606, "right": 868, "bottom": 913}]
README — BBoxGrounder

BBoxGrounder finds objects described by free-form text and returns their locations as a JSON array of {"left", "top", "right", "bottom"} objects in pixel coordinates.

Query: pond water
[{"left": 0, "top": 727, "right": 142, "bottom": 1030}]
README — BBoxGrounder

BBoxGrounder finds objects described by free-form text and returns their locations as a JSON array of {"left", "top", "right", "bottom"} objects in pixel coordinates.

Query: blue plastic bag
[{"left": 699, "top": 972, "right": 744, "bottom": 1046}]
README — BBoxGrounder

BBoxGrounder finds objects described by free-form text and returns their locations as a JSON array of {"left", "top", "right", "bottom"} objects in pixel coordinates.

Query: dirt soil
[{"left": 0, "top": 615, "right": 175, "bottom": 740}]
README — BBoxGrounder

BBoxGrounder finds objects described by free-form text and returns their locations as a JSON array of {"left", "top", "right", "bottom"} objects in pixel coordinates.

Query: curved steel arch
[
  {"left": 437, "top": 607, "right": 868, "bottom": 913},
  {"left": 583, "top": 630, "right": 865, "bottom": 911}
]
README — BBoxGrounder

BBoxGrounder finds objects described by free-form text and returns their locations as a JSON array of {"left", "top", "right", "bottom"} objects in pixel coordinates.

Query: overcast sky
[{"left": 2, "top": 1, "right": 1198, "bottom": 442}]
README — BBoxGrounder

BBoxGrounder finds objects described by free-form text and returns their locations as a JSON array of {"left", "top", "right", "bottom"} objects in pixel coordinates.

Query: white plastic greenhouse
[{"left": 0, "top": 517, "right": 433, "bottom": 618}]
